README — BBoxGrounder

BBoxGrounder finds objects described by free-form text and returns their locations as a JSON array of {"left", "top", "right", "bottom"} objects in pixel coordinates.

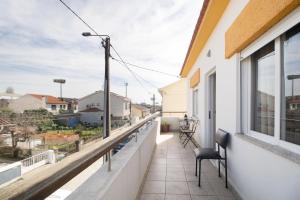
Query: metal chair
[
  {"left": 179, "top": 118, "right": 193, "bottom": 139},
  {"left": 181, "top": 120, "right": 199, "bottom": 148},
  {"left": 194, "top": 129, "right": 229, "bottom": 188}
]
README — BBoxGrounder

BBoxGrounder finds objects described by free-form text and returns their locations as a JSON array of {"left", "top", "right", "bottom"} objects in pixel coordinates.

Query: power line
[
  {"left": 111, "top": 57, "right": 179, "bottom": 78},
  {"left": 113, "top": 58, "right": 158, "bottom": 89},
  {"left": 57, "top": 0, "right": 156, "bottom": 95},
  {"left": 113, "top": 58, "right": 152, "bottom": 94},
  {"left": 58, "top": 0, "right": 105, "bottom": 42}
]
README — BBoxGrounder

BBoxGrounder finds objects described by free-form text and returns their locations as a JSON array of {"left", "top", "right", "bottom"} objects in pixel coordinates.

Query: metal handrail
[{"left": 10, "top": 112, "right": 160, "bottom": 200}]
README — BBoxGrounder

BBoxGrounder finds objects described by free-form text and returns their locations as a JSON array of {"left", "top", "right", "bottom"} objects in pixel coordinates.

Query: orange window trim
[
  {"left": 190, "top": 69, "right": 200, "bottom": 88},
  {"left": 225, "top": 0, "right": 300, "bottom": 58}
]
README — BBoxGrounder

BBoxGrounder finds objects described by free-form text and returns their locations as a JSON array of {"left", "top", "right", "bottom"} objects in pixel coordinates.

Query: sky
[{"left": 0, "top": 0, "right": 203, "bottom": 104}]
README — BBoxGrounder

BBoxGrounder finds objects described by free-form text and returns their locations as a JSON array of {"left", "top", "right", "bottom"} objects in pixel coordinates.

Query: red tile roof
[
  {"left": 0, "top": 118, "right": 14, "bottom": 126},
  {"left": 29, "top": 94, "right": 66, "bottom": 104}
]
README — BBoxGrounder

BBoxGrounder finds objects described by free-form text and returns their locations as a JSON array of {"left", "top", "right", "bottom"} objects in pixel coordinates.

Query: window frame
[
  {"left": 192, "top": 89, "right": 198, "bottom": 117},
  {"left": 239, "top": 10, "right": 300, "bottom": 154}
]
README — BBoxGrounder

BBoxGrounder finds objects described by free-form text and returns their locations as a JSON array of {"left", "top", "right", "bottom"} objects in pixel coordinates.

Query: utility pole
[
  {"left": 125, "top": 82, "right": 128, "bottom": 97},
  {"left": 103, "top": 37, "right": 111, "bottom": 140},
  {"left": 82, "top": 32, "right": 111, "bottom": 171},
  {"left": 103, "top": 37, "right": 111, "bottom": 171},
  {"left": 151, "top": 94, "right": 155, "bottom": 113}
]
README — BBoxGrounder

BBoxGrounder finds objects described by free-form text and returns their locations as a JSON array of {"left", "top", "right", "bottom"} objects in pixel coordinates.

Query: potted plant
[{"left": 161, "top": 121, "right": 170, "bottom": 132}]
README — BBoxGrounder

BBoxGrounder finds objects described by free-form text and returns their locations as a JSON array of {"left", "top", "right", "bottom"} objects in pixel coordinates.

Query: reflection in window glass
[
  {"left": 252, "top": 42, "right": 275, "bottom": 136},
  {"left": 281, "top": 23, "right": 300, "bottom": 145}
]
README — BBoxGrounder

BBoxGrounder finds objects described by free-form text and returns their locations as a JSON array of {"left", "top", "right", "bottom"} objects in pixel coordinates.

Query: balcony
[
  {"left": 139, "top": 132, "right": 234, "bottom": 200},
  {"left": 0, "top": 114, "right": 235, "bottom": 200}
]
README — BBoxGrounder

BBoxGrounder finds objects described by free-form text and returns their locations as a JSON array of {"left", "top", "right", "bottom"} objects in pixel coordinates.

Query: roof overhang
[{"left": 180, "top": 0, "right": 229, "bottom": 77}]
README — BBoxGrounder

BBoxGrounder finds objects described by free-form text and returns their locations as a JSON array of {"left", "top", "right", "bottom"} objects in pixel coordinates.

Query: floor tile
[
  {"left": 167, "top": 158, "right": 183, "bottom": 165},
  {"left": 184, "top": 170, "right": 198, "bottom": 182},
  {"left": 152, "top": 158, "right": 167, "bottom": 165},
  {"left": 142, "top": 181, "right": 165, "bottom": 194},
  {"left": 139, "top": 194, "right": 165, "bottom": 200},
  {"left": 167, "top": 154, "right": 182, "bottom": 159},
  {"left": 139, "top": 132, "right": 235, "bottom": 200},
  {"left": 165, "top": 194, "right": 191, "bottom": 200},
  {"left": 208, "top": 181, "right": 233, "bottom": 197},
  {"left": 187, "top": 181, "right": 215, "bottom": 196},
  {"left": 166, "top": 170, "right": 186, "bottom": 181},
  {"left": 191, "top": 195, "right": 218, "bottom": 200},
  {"left": 166, "top": 181, "right": 189, "bottom": 195},
  {"left": 147, "top": 171, "right": 166, "bottom": 181}
]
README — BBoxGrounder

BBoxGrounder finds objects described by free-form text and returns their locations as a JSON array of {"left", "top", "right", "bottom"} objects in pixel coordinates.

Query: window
[
  {"left": 51, "top": 105, "right": 56, "bottom": 110},
  {"left": 281, "top": 24, "right": 300, "bottom": 145},
  {"left": 192, "top": 89, "right": 198, "bottom": 116},
  {"left": 251, "top": 42, "right": 275, "bottom": 136},
  {"left": 241, "top": 23, "right": 300, "bottom": 149}
]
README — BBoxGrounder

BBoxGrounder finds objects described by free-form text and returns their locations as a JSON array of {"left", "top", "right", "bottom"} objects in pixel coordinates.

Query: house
[
  {"left": 78, "top": 91, "right": 130, "bottom": 123},
  {"left": 159, "top": 79, "right": 188, "bottom": 117},
  {"left": 9, "top": 94, "right": 68, "bottom": 114},
  {"left": 60, "top": 98, "right": 78, "bottom": 113},
  {"left": 131, "top": 104, "right": 150, "bottom": 120},
  {"left": 79, "top": 107, "right": 103, "bottom": 126},
  {"left": 54, "top": 113, "right": 81, "bottom": 128},
  {"left": 180, "top": 1, "right": 300, "bottom": 199}
]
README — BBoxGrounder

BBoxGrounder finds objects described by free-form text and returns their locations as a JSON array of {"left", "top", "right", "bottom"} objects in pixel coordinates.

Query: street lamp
[
  {"left": 82, "top": 32, "right": 111, "bottom": 170},
  {"left": 53, "top": 79, "right": 66, "bottom": 99}
]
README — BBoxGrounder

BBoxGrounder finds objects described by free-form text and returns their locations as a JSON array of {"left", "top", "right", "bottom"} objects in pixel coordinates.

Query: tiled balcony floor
[{"left": 138, "top": 132, "right": 235, "bottom": 200}]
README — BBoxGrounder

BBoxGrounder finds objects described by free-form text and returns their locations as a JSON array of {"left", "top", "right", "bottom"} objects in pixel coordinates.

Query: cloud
[{"left": 0, "top": 0, "right": 202, "bottom": 103}]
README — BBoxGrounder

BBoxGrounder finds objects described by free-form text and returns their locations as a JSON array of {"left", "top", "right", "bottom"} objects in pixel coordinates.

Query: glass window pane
[
  {"left": 193, "top": 89, "right": 198, "bottom": 116},
  {"left": 281, "top": 23, "right": 300, "bottom": 145},
  {"left": 252, "top": 42, "right": 275, "bottom": 136}
]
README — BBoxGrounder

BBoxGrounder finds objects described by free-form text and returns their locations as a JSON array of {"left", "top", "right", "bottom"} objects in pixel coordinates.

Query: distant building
[
  {"left": 9, "top": 94, "right": 67, "bottom": 114},
  {"left": 78, "top": 91, "right": 130, "bottom": 123},
  {"left": 0, "top": 91, "right": 21, "bottom": 109},
  {"left": 61, "top": 98, "right": 78, "bottom": 113},
  {"left": 0, "top": 99, "right": 9, "bottom": 109},
  {"left": 0, "top": 92, "right": 21, "bottom": 100},
  {"left": 131, "top": 104, "right": 150, "bottom": 120},
  {"left": 159, "top": 79, "right": 187, "bottom": 117},
  {"left": 54, "top": 113, "right": 81, "bottom": 128},
  {"left": 79, "top": 107, "right": 103, "bottom": 126}
]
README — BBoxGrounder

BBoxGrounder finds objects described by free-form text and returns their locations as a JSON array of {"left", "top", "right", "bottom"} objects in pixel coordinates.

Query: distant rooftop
[
  {"left": 28, "top": 94, "right": 66, "bottom": 105},
  {"left": 80, "top": 90, "right": 130, "bottom": 102}
]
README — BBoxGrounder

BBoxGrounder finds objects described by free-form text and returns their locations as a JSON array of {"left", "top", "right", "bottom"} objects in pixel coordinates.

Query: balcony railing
[{"left": 5, "top": 112, "right": 160, "bottom": 200}]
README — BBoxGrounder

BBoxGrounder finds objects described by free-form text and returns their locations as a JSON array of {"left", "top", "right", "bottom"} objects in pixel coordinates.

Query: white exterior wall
[
  {"left": 186, "top": 1, "right": 300, "bottom": 200},
  {"left": 45, "top": 103, "right": 67, "bottom": 114},
  {"left": 160, "top": 79, "right": 188, "bottom": 118},
  {"left": 9, "top": 94, "right": 45, "bottom": 113},
  {"left": 80, "top": 111, "right": 103, "bottom": 125},
  {"left": 78, "top": 91, "right": 130, "bottom": 119}
]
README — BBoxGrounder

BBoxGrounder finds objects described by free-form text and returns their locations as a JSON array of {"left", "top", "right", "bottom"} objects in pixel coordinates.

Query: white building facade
[
  {"left": 159, "top": 78, "right": 188, "bottom": 118},
  {"left": 78, "top": 91, "right": 130, "bottom": 120},
  {"left": 9, "top": 94, "right": 67, "bottom": 114},
  {"left": 181, "top": 1, "right": 300, "bottom": 200}
]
